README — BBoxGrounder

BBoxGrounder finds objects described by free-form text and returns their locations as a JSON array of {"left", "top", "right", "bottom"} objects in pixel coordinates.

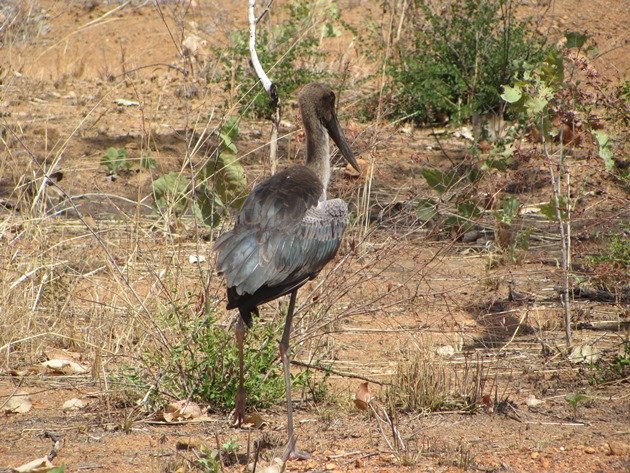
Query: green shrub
[
  {"left": 388, "top": 0, "right": 549, "bottom": 124},
  {"left": 125, "top": 305, "right": 286, "bottom": 411}
]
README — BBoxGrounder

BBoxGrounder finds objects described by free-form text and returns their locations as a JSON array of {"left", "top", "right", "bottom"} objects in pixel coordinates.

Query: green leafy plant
[
  {"left": 194, "top": 116, "right": 248, "bottom": 227},
  {"left": 564, "top": 392, "right": 589, "bottom": 420},
  {"left": 140, "top": 153, "right": 157, "bottom": 170},
  {"left": 586, "top": 233, "right": 630, "bottom": 293},
  {"left": 152, "top": 172, "right": 189, "bottom": 216},
  {"left": 499, "top": 31, "right": 626, "bottom": 346},
  {"left": 122, "top": 290, "right": 325, "bottom": 414},
  {"left": 386, "top": 0, "right": 550, "bottom": 123},
  {"left": 100, "top": 147, "right": 132, "bottom": 176},
  {"left": 125, "top": 308, "right": 285, "bottom": 411},
  {"left": 150, "top": 117, "right": 248, "bottom": 226}
]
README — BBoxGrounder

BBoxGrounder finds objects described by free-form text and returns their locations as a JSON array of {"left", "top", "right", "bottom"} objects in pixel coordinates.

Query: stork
[{"left": 214, "top": 82, "right": 360, "bottom": 459}]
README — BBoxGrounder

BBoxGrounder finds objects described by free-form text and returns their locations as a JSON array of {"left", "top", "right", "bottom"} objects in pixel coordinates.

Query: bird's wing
[
  {"left": 214, "top": 166, "right": 348, "bottom": 301},
  {"left": 265, "top": 198, "right": 348, "bottom": 288},
  {"left": 214, "top": 166, "right": 323, "bottom": 290}
]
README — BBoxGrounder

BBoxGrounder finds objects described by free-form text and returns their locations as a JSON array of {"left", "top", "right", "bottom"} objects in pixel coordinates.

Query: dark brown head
[{"left": 298, "top": 83, "right": 360, "bottom": 172}]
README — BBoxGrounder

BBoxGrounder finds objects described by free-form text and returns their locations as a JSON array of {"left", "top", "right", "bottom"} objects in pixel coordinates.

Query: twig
[
  {"left": 290, "top": 359, "right": 390, "bottom": 385},
  {"left": 44, "top": 431, "right": 62, "bottom": 462}
]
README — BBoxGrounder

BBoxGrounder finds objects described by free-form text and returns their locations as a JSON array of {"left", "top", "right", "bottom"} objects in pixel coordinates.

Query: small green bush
[
  {"left": 126, "top": 306, "right": 286, "bottom": 411},
  {"left": 387, "top": 0, "right": 549, "bottom": 124}
]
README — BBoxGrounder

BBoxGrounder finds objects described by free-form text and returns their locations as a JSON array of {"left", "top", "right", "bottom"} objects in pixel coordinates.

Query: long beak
[{"left": 325, "top": 113, "right": 360, "bottom": 172}]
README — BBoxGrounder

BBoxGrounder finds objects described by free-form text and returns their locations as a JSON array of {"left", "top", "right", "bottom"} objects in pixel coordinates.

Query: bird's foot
[
  {"left": 231, "top": 392, "right": 246, "bottom": 427},
  {"left": 286, "top": 448, "right": 311, "bottom": 461},
  {"left": 282, "top": 436, "right": 311, "bottom": 461}
]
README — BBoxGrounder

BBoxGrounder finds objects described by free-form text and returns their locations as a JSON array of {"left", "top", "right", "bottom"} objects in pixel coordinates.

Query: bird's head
[{"left": 298, "top": 83, "right": 360, "bottom": 173}]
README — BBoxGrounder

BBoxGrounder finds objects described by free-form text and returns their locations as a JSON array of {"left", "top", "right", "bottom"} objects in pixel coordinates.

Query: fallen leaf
[
  {"left": 13, "top": 457, "right": 57, "bottom": 473},
  {"left": 258, "top": 458, "right": 283, "bottom": 473},
  {"left": 113, "top": 98, "right": 139, "bottom": 107},
  {"left": 44, "top": 348, "right": 80, "bottom": 362},
  {"left": 9, "top": 368, "right": 29, "bottom": 377},
  {"left": 3, "top": 390, "right": 32, "bottom": 414},
  {"left": 344, "top": 158, "right": 367, "bottom": 178},
  {"left": 159, "top": 400, "right": 203, "bottom": 422},
  {"left": 481, "top": 394, "right": 494, "bottom": 413},
  {"left": 62, "top": 398, "right": 87, "bottom": 411},
  {"left": 42, "top": 359, "right": 88, "bottom": 374},
  {"left": 242, "top": 412, "right": 267, "bottom": 429},
  {"left": 436, "top": 345, "right": 455, "bottom": 357},
  {"left": 525, "top": 394, "right": 544, "bottom": 408},
  {"left": 176, "top": 437, "right": 204, "bottom": 450},
  {"left": 354, "top": 382, "right": 372, "bottom": 411},
  {"left": 569, "top": 344, "right": 601, "bottom": 364},
  {"left": 188, "top": 254, "right": 206, "bottom": 264}
]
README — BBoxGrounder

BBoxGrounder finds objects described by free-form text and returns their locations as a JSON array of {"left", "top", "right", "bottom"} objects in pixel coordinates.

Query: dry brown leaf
[
  {"left": 354, "top": 382, "right": 372, "bottom": 411},
  {"left": 176, "top": 437, "right": 204, "bottom": 450},
  {"left": 41, "top": 359, "right": 88, "bottom": 375},
  {"left": 62, "top": 398, "right": 87, "bottom": 411},
  {"left": 13, "top": 456, "right": 55, "bottom": 472},
  {"left": 159, "top": 400, "right": 203, "bottom": 422},
  {"left": 242, "top": 412, "right": 267, "bottom": 429},
  {"left": 44, "top": 348, "right": 80, "bottom": 362},
  {"left": 3, "top": 390, "right": 32, "bottom": 414},
  {"left": 9, "top": 368, "right": 29, "bottom": 377}
]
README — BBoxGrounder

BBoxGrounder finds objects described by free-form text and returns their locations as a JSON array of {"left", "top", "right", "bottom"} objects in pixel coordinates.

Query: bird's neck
[{"left": 305, "top": 123, "right": 330, "bottom": 201}]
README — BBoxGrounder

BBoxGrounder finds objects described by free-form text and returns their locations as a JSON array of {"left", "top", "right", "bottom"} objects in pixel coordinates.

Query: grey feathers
[{"left": 214, "top": 168, "right": 348, "bottom": 302}]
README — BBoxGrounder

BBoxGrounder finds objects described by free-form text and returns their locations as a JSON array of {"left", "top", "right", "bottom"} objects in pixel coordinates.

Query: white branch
[{"left": 248, "top": 0, "right": 272, "bottom": 93}]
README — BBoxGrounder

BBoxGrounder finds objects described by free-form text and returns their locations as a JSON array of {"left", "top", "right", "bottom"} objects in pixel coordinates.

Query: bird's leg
[
  {"left": 233, "top": 316, "right": 246, "bottom": 427},
  {"left": 280, "top": 289, "right": 310, "bottom": 461}
]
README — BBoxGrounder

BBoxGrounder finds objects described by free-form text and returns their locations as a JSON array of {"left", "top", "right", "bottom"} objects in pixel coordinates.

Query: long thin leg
[
  {"left": 280, "top": 289, "right": 310, "bottom": 461},
  {"left": 233, "top": 316, "right": 246, "bottom": 427}
]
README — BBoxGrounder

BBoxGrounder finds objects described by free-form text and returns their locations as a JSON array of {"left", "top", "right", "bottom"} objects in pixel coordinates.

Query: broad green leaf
[
  {"left": 100, "top": 147, "right": 131, "bottom": 174},
  {"left": 565, "top": 393, "right": 589, "bottom": 404},
  {"left": 565, "top": 32, "right": 589, "bottom": 49},
  {"left": 540, "top": 49, "right": 564, "bottom": 86},
  {"left": 456, "top": 201, "right": 482, "bottom": 218},
  {"left": 501, "top": 85, "right": 522, "bottom": 103},
  {"left": 193, "top": 185, "right": 223, "bottom": 228},
  {"left": 539, "top": 196, "right": 568, "bottom": 221},
  {"left": 152, "top": 172, "right": 189, "bottom": 214},
  {"left": 495, "top": 196, "right": 520, "bottom": 225},
  {"left": 140, "top": 154, "right": 157, "bottom": 170},
  {"left": 525, "top": 85, "right": 553, "bottom": 116},
  {"left": 421, "top": 168, "right": 458, "bottom": 194},
  {"left": 593, "top": 131, "right": 614, "bottom": 171},
  {"left": 215, "top": 152, "right": 248, "bottom": 208},
  {"left": 222, "top": 116, "right": 240, "bottom": 141},
  {"left": 416, "top": 198, "right": 438, "bottom": 222},
  {"left": 219, "top": 133, "right": 238, "bottom": 154}
]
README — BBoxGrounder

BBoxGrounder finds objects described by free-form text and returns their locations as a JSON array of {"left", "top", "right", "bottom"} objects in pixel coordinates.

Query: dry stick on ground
[{"left": 248, "top": 0, "right": 279, "bottom": 175}]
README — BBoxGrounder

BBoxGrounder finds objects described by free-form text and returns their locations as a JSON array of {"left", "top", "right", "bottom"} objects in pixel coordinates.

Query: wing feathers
[{"left": 215, "top": 167, "right": 349, "bottom": 315}]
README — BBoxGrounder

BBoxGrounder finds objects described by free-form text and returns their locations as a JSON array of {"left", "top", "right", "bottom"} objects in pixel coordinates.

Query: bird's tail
[{"left": 237, "top": 305, "right": 259, "bottom": 328}]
